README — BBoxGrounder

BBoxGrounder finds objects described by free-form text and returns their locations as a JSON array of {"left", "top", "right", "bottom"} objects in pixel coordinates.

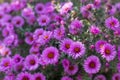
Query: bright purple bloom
[
  {"left": 53, "top": 26, "right": 65, "bottom": 40},
  {"left": 65, "top": 64, "right": 78, "bottom": 75},
  {"left": 0, "top": 57, "right": 12, "bottom": 72},
  {"left": 100, "top": 43, "right": 117, "bottom": 62},
  {"left": 33, "top": 28, "right": 44, "bottom": 40},
  {"left": 33, "top": 73, "right": 46, "bottom": 80},
  {"left": 12, "top": 54, "right": 23, "bottom": 64},
  {"left": 60, "top": 38, "right": 73, "bottom": 54},
  {"left": 117, "top": 63, "right": 120, "bottom": 73},
  {"left": 12, "top": 16, "right": 24, "bottom": 27},
  {"left": 69, "top": 20, "right": 83, "bottom": 35},
  {"left": 69, "top": 41, "right": 86, "bottom": 59},
  {"left": 61, "top": 76, "right": 73, "bottom": 80},
  {"left": 94, "top": 74, "right": 106, "bottom": 80},
  {"left": 62, "top": 59, "right": 70, "bottom": 69},
  {"left": 25, "top": 33, "right": 34, "bottom": 45},
  {"left": 83, "top": 55, "right": 101, "bottom": 74},
  {"left": 41, "top": 46, "right": 59, "bottom": 65},
  {"left": 60, "top": 2, "right": 73, "bottom": 15},
  {"left": 93, "top": 0, "right": 101, "bottom": 9},
  {"left": 89, "top": 25, "right": 101, "bottom": 35},
  {"left": 35, "top": 3, "right": 45, "bottom": 14},
  {"left": 24, "top": 54, "right": 39, "bottom": 70},
  {"left": 95, "top": 40, "right": 107, "bottom": 53},
  {"left": 37, "top": 15, "right": 50, "bottom": 26},
  {"left": 112, "top": 73, "right": 120, "bottom": 80},
  {"left": 105, "top": 16, "right": 119, "bottom": 30},
  {"left": 118, "top": 46, "right": 120, "bottom": 61},
  {"left": 16, "top": 72, "right": 32, "bottom": 80}
]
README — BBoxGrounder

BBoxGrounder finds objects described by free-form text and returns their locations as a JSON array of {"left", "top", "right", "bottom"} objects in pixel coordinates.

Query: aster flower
[
  {"left": 89, "top": 25, "right": 101, "bottom": 35},
  {"left": 112, "top": 73, "right": 120, "bottom": 80},
  {"left": 60, "top": 38, "right": 73, "bottom": 54},
  {"left": 95, "top": 40, "right": 107, "bottom": 53},
  {"left": 45, "top": 2, "right": 54, "bottom": 13},
  {"left": 65, "top": 64, "right": 78, "bottom": 75},
  {"left": 36, "top": 31, "right": 52, "bottom": 45},
  {"left": 106, "top": 5, "right": 116, "bottom": 16},
  {"left": 93, "top": 0, "right": 101, "bottom": 9},
  {"left": 117, "top": 63, "right": 120, "bottom": 73},
  {"left": 41, "top": 46, "right": 59, "bottom": 65},
  {"left": 83, "top": 55, "right": 101, "bottom": 74},
  {"left": 118, "top": 46, "right": 120, "bottom": 61},
  {"left": 25, "top": 33, "right": 34, "bottom": 45},
  {"left": 53, "top": 26, "right": 65, "bottom": 40},
  {"left": 37, "top": 15, "right": 50, "bottom": 26},
  {"left": 69, "top": 41, "right": 86, "bottom": 59},
  {"left": 62, "top": 59, "right": 70, "bottom": 69},
  {"left": 0, "top": 57, "right": 12, "bottom": 72},
  {"left": 33, "top": 73, "right": 46, "bottom": 80},
  {"left": 94, "top": 74, "right": 106, "bottom": 80},
  {"left": 0, "top": 47, "right": 11, "bottom": 56},
  {"left": 12, "top": 54, "right": 23, "bottom": 64},
  {"left": 24, "top": 54, "right": 39, "bottom": 70},
  {"left": 100, "top": 43, "right": 117, "bottom": 62},
  {"left": 16, "top": 72, "right": 32, "bottom": 80},
  {"left": 69, "top": 20, "right": 83, "bottom": 35},
  {"left": 61, "top": 76, "right": 73, "bottom": 80},
  {"left": 3, "top": 35, "right": 15, "bottom": 46},
  {"left": 12, "top": 16, "right": 24, "bottom": 27},
  {"left": 33, "top": 28, "right": 44, "bottom": 40},
  {"left": 13, "top": 62, "right": 25, "bottom": 72},
  {"left": 35, "top": 3, "right": 45, "bottom": 14},
  {"left": 60, "top": 2, "right": 73, "bottom": 15},
  {"left": 105, "top": 16, "right": 119, "bottom": 30}
]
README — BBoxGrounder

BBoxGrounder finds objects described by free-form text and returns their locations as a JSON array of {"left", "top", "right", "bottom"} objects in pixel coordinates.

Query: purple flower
[
  {"left": 53, "top": 26, "right": 65, "bottom": 40},
  {"left": 60, "top": 2, "right": 73, "bottom": 15},
  {"left": 69, "top": 20, "right": 83, "bottom": 35},
  {"left": 3, "top": 35, "right": 15, "bottom": 46},
  {"left": 60, "top": 38, "right": 73, "bottom": 54},
  {"left": 118, "top": 46, "right": 120, "bottom": 61},
  {"left": 0, "top": 57, "right": 12, "bottom": 72},
  {"left": 35, "top": 3, "right": 45, "bottom": 14},
  {"left": 33, "top": 73, "right": 46, "bottom": 80},
  {"left": 25, "top": 33, "right": 34, "bottom": 45},
  {"left": 0, "top": 47, "right": 11, "bottom": 56},
  {"left": 13, "top": 62, "right": 25, "bottom": 72},
  {"left": 69, "top": 41, "right": 86, "bottom": 59},
  {"left": 89, "top": 25, "right": 101, "bottom": 35},
  {"left": 100, "top": 43, "right": 117, "bottom": 62},
  {"left": 21, "top": 7, "right": 34, "bottom": 18},
  {"left": 24, "top": 54, "right": 39, "bottom": 70},
  {"left": 112, "top": 73, "right": 120, "bottom": 80},
  {"left": 117, "top": 63, "right": 120, "bottom": 73},
  {"left": 115, "top": 3, "right": 120, "bottom": 12},
  {"left": 41, "top": 46, "right": 59, "bottom": 65},
  {"left": 12, "top": 16, "right": 24, "bottom": 27},
  {"left": 106, "top": 5, "right": 116, "bottom": 15},
  {"left": 37, "top": 15, "right": 50, "bottom": 26},
  {"left": 12, "top": 54, "right": 23, "bottom": 64},
  {"left": 93, "top": 0, "right": 101, "bottom": 9},
  {"left": 16, "top": 72, "right": 32, "bottom": 80},
  {"left": 61, "top": 76, "right": 73, "bottom": 80},
  {"left": 94, "top": 74, "right": 106, "bottom": 80},
  {"left": 105, "top": 16, "right": 119, "bottom": 30},
  {"left": 62, "top": 59, "right": 70, "bottom": 69},
  {"left": 95, "top": 40, "right": 107, "bottom": 53},
  {"left": 64, "top": 64, "right": 78, "bottom": 75},
  {"left": 83, "top": 55, "right": 101, "bottom": 74},
  {"left": 33, "top": 28, "right": 44, "bottom": 40}
]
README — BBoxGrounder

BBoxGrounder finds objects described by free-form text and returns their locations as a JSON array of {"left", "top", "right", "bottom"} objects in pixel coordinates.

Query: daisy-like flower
[
  {"left": 33, "top": 28, "right": 44, "bottom": 40},
  {"left": 41, "top": 46, "right": 59, "bottom": 65},
  {"left": 100, "top": 43, "right": 117, "bottom": 62},
  {"left": 69, "top": 20, "right": 83, "bottom": 35},
  {"left": 69, "top": 41, "right": 86, "bottom": 59},
  {"left": 24, "top": 54, "right": 39, "bottom": 70},
  {"left": 25, "top": 33, "right": 34, "bottom": 45},
  {"left": 94, "top": 74, "right": 106, "bottom": 80},
  {"left": 95, "top": 40, "right": 107, "bottom": 53},
  {"left": 0, "top": 47, "right": 11, "bottom": 57},
  {"left": 12, "top": 16, "right": 24, "bottom": 28},
  {"left": 60, "top": 2, "right": 73, "bottom": 15},
  {"left": 35, "top": 3, "right": 45, "bottom": 14},
  {"left": 33, "top": 73, "right": 46, "bottom": 80},
  {"left": 53, "top": 26, "right": 65, "bottom": 40},
  {"left": 89, "top": 25, "right": 101, "bottom": 35},
  {"left": 13, "top": 63, "right": 25, "bottom": 72},
  {"left": 0, "top": 57, "right": 12, "bottom": 72},
  {"left": 62, "top": 59, "right": 70, "bottom": 69},
  {"left": 83, "top": 55, "right": 101, "bottom": 74},
  {"left": 112, "top": 73, "right": 120, "bottom": 80},
  {"left": 61, "top": 76, "right": 73, "bottom": 80},
  {"left": 60, "top": 38, "right": 73, "bottom": 53},
  {"left": 12, "top": 54, "right": 23, "bottom": 64},
  {"left": 37, "top": 15, "right": 50, "bottom": 26},
  {"left": 105, "top": 16, "right": 119, "bottom": 30},
  {"left": 16, "top": 72, "right": 32, "bottom": 80},
  {"left": 64, "top": 64, "right": 78, "bottom": 75}
]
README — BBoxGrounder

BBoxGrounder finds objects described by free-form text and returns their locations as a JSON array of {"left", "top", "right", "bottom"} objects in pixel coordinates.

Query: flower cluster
[{"left": 0, "top": 0, "right": 120, "bottom": 80}]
